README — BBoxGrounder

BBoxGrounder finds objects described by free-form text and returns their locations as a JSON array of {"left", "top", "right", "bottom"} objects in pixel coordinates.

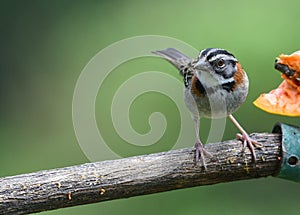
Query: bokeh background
[{"left": 1, "top": 0, "right": 300, "bottom": 214}]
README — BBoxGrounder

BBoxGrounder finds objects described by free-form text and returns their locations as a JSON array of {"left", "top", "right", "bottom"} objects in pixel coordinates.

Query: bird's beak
[{"left": 193, "top": 58, "right": 210, "bottom": 71}]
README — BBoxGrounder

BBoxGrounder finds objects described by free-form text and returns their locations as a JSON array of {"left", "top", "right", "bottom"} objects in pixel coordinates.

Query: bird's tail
[{"left": 152, "top": 48, "right": 191, "bottom": 73}]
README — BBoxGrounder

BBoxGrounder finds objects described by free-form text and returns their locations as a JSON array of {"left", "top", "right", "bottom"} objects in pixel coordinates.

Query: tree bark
[{"left": 0, "top": 133, "right": 282, "bottom": 214}]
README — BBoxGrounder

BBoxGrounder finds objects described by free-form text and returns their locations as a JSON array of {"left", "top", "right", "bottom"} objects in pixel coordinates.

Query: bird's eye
[{"left": 217, "top": 59, "right": 225, "bottom": 68}]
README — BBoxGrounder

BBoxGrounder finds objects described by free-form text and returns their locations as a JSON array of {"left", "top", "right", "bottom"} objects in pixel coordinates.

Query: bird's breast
[{"left": 184, "top": 84, "right": 248, "bottom": 118}]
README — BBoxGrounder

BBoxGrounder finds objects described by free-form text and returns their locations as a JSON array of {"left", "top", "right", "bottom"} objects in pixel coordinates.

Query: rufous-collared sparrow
[{"left": 153, "top": 48, "right": 261, "bottom": 168}]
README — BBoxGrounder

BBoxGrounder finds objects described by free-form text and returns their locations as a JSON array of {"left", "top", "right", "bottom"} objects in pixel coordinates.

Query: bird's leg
[
  {"left": 228, "top": 114, "right": 262, "bottom": 162},
  {"left": 193, "top": 117, "right": 211, "bottom": 168}
]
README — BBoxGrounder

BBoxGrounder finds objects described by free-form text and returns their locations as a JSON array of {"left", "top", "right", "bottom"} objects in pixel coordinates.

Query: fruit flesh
[{"left": 253, "top": 51, "right": 300, "bottom": 116}]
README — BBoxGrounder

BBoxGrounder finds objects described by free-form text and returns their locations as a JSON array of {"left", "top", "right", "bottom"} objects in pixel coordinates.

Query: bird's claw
[
  {"left": 236, "top": 133, "right": 262, "bottom": 162},
  {"left": 195, "top": 142, "right": 212, "bottom": 170}
]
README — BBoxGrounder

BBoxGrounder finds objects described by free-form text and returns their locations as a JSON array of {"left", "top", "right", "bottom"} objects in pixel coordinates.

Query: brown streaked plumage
[
  {"left": 233, "top": 62, "right": 245, "bottom": 89},
  {"left": 191, "top": 76, "right": 205, "bottom": 97},
  {"left": 153, "top": 48, "right": 261, "bottom": 169}
]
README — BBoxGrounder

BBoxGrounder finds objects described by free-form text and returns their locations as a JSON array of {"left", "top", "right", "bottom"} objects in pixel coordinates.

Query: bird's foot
[
  {"left": 236, "top": 133, "right": 262, "bottom": 162},
  {"left": 195, "top": 141, "right": 212, "bottom": 170}
]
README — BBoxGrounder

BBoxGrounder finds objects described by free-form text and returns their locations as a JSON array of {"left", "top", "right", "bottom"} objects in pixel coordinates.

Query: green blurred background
[{"left": 1, "top": 0, "right": 300, "bottom": 214}]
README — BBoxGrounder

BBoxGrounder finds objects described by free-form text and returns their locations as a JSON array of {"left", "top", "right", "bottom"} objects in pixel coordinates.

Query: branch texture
[{"left": 0, "top": 133, "right": 282, "bottom": 214}]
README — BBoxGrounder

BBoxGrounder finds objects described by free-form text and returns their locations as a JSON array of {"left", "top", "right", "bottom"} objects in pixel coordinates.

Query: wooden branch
[{"left": 0, "top": 133, "right": 282, "bottom": 215}]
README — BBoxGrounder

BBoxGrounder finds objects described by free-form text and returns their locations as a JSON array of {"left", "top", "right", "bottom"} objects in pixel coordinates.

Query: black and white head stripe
[
  {"left": 197, "top": 48, "right": 239, "bottom": 80},
  {"left": 199, "top": 48, "right": 214, "bottom": 58},
  {"left": 200, "top": 48, "right": 237, "bottom": 63}
]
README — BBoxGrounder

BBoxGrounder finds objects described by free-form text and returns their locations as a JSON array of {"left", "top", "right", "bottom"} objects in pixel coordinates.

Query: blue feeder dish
[{"left": 273, "top": 123, "right": 300, "bottom": 182}]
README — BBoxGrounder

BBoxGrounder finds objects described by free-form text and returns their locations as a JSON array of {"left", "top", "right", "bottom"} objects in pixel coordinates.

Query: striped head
[{"left": 192, "top": 48, "right": 246, "bottom": 90}]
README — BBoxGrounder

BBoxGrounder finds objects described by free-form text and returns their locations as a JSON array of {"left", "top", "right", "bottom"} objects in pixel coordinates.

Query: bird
[{"left": 153, "top": 48, "right": 261, "bottom": 168}]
